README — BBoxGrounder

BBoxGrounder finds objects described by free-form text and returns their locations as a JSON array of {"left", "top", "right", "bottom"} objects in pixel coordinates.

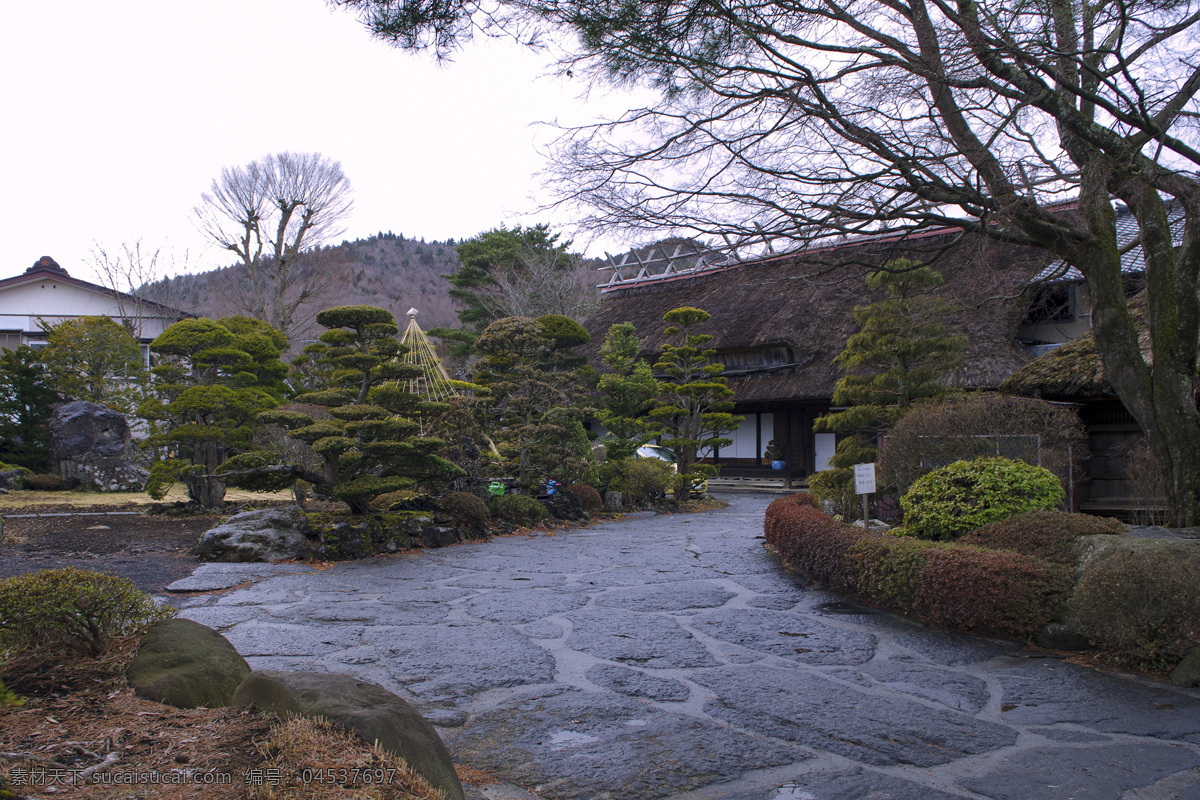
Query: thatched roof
[
  {"left": 1002, "top": 294, "right": 1160, "bottom": 399},
  {"left": 1000, "top": 332, "right": 1109, "bottom": 399},
  {"left": 584, "top": 229, "right": 1053, "bottom": 403}
]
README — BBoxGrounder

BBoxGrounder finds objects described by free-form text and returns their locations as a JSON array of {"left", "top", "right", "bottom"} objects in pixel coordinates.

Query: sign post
[{"left": 854, "top": 463, "right": 876, "bottom": 526}]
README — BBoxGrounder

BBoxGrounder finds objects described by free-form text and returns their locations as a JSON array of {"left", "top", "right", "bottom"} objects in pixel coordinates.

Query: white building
[{"left": 0, "top": 257, "right": 185, "bottom": 358}]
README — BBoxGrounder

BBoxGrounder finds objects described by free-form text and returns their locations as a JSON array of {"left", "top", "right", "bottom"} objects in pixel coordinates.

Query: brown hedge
[
  {"left": 566, "top": 483, "right": 603, "bottom": 513},
  {"left": 1070, "top": 538, "right": 1200, "bottom": 668},
  {"left": 763, "top": 493, "right": 1072, "bottom": 638},
  {"left": 959, "top": 510, "right": 1124, "bottom": 565}
]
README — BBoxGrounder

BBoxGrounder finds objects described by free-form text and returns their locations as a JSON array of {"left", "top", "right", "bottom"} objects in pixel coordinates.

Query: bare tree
[
  {"left": 484, "top": 244, "right": 599, "bottom": 321},
  {"left": 90, "top": 241, "right": 190, "bottom": 339},
  {"left": 195, "top": 152, "right": 352, "bottom": 341},
  {"left": 336, "top": 0, "right": 1200, "bottom": 526}
]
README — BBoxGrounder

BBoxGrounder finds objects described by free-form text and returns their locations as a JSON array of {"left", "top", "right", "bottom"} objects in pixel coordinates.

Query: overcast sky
[{"left": 1, "top": 0, "right": 648, "bottom": 285}]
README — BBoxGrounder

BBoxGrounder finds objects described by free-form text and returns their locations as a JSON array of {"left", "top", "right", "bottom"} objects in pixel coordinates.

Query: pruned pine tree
[
  {"left": 810, "top": 265, "right": 965, "bottom": 516},
  {"left": 649, "top": 307, "right": 741, "bottom": 501},
  {"left": 224, "top": 306, "right": 463, "bottom": 514},
  {"left": 140, "top": 317, "right": 288, "bottom": 508},
  {"left": 473, "top": 315, "right": 594, "bottom": 493}
]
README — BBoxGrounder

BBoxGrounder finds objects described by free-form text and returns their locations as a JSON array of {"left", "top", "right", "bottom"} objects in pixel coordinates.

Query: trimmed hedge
[
  {"left": 763, "top": 493, "right": 1071, "bottom": 638},
  {"left": 566, "top": 484, "right": 603, "bottom": 514},
  {"left": 959, "top": 510, "right": 1124, "bottom": 565},
  {"left": 488, "top": 494, "right": 549, "bottom": 526},
  {"left": 901, "top": 457, "right": 1065, "bottom": 541},
  {"left": 1070, "top": 537, "right": 1200, "bottom": 669},
  {"left": 438, "top": 492, "right": 490, "bottom": 530}
]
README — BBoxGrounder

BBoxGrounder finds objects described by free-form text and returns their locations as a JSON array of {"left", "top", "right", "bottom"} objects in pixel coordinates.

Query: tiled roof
[{"left": 1032, "top": 203, "right": 1185, "bottom": 283}]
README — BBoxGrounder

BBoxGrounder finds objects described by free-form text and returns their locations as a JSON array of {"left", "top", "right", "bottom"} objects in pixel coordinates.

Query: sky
[{"left": 1, "top": 0, "right": 649, "bottom": 285}]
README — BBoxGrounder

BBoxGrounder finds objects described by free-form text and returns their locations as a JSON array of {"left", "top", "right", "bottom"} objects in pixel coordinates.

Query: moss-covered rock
[
  {"left": 234, "top": 669, "right": 465, "bottom": 800},
  {"left": 126, "top": 619, "right": 250, "bottom": 708}
]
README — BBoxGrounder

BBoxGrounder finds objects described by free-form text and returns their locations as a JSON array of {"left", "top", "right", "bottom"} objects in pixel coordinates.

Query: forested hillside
[{"left": 148, "top": 232, "right": 464, "bottom": 340}]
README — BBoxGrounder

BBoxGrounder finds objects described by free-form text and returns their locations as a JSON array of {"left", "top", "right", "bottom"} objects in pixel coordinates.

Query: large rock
[
  {"left": 1170, "top": 645, "right": 1200, "bottom": 687},
  {"left": 233, "top": 670, "right": 464, "bottom": 800},
  {"left": 47, "top": 401, "right": 148, "bottom": 492},
  {"left": 126, "top": 619, "right": 250, "bottom": 708},
  {"left": 196, "top": 505, "right": 311, "bottom": 562}
]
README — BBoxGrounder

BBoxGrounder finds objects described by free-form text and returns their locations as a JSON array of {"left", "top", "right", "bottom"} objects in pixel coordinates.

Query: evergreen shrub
[
  {"left": 488, "top": 494, "right": 549, "bottom": 526},
  {"left": 566, "top": 483, "right": 603, "bottom": 513},
  {"left": 545, "top": 490, "right": 586, "bottom": 521},
  {"left": 439, "top": 492, "right": 490, "bottom": 530},
  {"left": 602, "top": 457, "right": 673, "bottom": 506},
  {"left": 959, "top": 511, "right": 1124, "bottom": 564},
  {"left": 0, "top": 568, "right": 175, "bottom": 655},
  {"left": 1070, "top": 540, "right": 1200, "bottom": 668},
  {"left": 901, "top": 457, "right": 1064, "bottom": 541}
]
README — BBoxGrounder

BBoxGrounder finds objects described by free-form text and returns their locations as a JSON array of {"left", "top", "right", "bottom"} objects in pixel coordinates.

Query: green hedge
[
  {"left": 901, "top": 457, "right": 1065, "bottom": 541},
  {"left": 763, "top": 494, "right": 1071, "bottom": 638}
]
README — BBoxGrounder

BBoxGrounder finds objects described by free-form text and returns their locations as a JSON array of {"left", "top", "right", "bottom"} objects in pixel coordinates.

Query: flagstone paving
[{"left": 172, "top": 494, "right": 1200, "bottom": 800}]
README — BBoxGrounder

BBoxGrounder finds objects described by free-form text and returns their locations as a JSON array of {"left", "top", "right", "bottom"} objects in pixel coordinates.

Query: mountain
[{"left": 147, "top": 232, "right": 464, "bottom": 342}]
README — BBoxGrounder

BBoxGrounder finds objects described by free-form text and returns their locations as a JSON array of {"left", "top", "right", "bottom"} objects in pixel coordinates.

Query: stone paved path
[{"left": 172, "top": 494, "right": 1200, "bottom": 800}]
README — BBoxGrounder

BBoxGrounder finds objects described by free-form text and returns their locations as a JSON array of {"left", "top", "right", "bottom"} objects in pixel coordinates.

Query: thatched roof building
[
  {"left": 586, "top": 229, "right": 1052, "bottom": 401},
  {"left": 584, "top": 228, "right": 1057, "bottom": 481}
]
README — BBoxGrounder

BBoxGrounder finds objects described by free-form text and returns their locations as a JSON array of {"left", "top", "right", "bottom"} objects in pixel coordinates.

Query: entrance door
[{"left": 814, "top": 433, "right": 836, "bottom": 472}]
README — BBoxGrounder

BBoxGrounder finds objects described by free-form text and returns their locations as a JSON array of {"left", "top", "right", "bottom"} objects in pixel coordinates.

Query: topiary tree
[
  {"left": 139, "top": 317, "right": 289, "bottom": 508},
  {"left": 596, "top": 322, "right": 660, "bottom": 459},
  {"left": 0, "top": 345, "right": 61, "bottom": 472},
  {"left": 222, "top": 305, "right": 464, "bottom": 514},
  {"left": 38, "top": 315, "right": 148, "bottom": 415},
  {"left": 901, "top": 457, "right": 1065, "bottom": 541},
  {"left": 472, "top": 315, "right": 594, "bottom": 492},
  {"left": 811, "top": 264, "right": 964, "bottom": 517},
  {"left": 648, "top": 307, "right": 741, "bottom": 501}
]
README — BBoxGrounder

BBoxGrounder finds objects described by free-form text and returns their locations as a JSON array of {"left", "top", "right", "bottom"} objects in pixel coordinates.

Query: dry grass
[
  {"left": 248, "top": 717, "right": 444, "bottom": 800},
  {"left": 0, "top": 487, "right": 295, "bottom": 511},
  {"left": 0, "top": 639, "right": 464, "bottom": 800}
]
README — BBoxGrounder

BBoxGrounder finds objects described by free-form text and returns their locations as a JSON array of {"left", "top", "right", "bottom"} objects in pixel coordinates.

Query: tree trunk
[
  {"left": 1083, "top": 180, "right": 1200, "bottom": 527},
  {"left": 345, "top": 497, "right": 372, "bottom": 515},
  {"left": 186, "top": 441, "right": 226, "bottom": 510}
]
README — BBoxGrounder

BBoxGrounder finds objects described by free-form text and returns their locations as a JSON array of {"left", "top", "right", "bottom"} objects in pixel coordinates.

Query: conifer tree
[
  {"left": 224, "top": 305, "right": 463, "bottom": 514},
  {"left": 596, "top": 322, "right": 659, "bottom": 459},
  {"left": 140, "top": 317, "right": 288, "bottom": 508},
  {"left": 811, "top": 263, "right": 964, "bottom": 515},
  {"left": 39, "top": 316, "right": 147, "bottom": 415},
  {"left": 472, "top": 314, "right": 593, "bottom": 492},
  {"left": 0, "top": 345, "right": 60, "bottom": 471},
  {"left": 648, "top": 307, "right": 741, "bottom": 501}
]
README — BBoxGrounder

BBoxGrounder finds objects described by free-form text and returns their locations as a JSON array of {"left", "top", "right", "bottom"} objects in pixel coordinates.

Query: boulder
[
  {"left": 47, "top": 401, "right": 148, "bottom": 492},
  {"left": 1170, "top": 645, "right": 1200, "bottom": 687},
  {"left": 126, "top": 619, "right": 250, "bottom": 708},
  {"left": 234, "top": 670, "right": 464, "bottom": 800},
  {"left": 0, "top": 468, "right": 27, "bottom": 491},
  {"left": 196, "top": 505, "right": 311, "bottom": 562},
  {"left": 603, "top": 491, "right": 623, "bottom": 512}
]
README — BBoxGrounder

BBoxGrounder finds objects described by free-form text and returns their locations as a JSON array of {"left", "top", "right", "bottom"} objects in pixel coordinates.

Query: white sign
[{"left": 854, "top": 463, "right": 876, "bottom": 494}]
